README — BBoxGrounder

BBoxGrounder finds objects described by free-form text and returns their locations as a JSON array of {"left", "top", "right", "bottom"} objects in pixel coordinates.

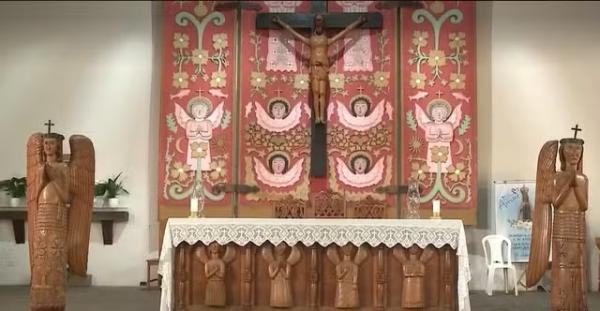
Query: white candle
[
  {"left": 190, "top": 197, "right": 199, "bottom": 213},
  {"left": 432, "top": 200, "right": 441, "bottom": 215}
]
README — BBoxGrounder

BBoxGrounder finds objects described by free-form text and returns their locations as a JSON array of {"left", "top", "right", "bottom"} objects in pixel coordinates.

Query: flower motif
[
  {"left": 210, "top": 71, "right": 227, "bottom": 88},
  {"left": 412, "top": 31, "right": 429, "bottom": 47},
  {"left": 410, "top": 162, "right": 429, "bottom": 181},
  {"left": 210, "top": 159, "right": 227, "bottom": 180},
  {"left": 190, "top": 142, "right": 209, "bottom": 159},
  {"left": 172, "top": 72, "right": 189, "bottom": 89},
  {"left": 294, "top": 74, "right": 309, "bottom": 90},
  {"left": 449, "top": 32, "right": 466, "bottom": 49},
  {"left": 447, "top": 162, "right": 467, "bottom": 182},
  {"left": 212, "top": 33, "right": 228, "bottom": 50},
  {"left": 191, "top": 49, "right": 209, "bottom": 65},
  {"left": 449, "top": 73, "right": 465, "bottom": 89},
  {"left": 409, "top": 136, "right": 423, "bottom": 153},
  {"left": 409, "top": 72, "right": 427, "bottom": 89},
  {"left": 372, "top": 71, "right": 390, "bottom": 88},
  {"left": 250, "top": 71, "right": 267, "bottom": 89},
  {"left": 170, "top": 162, "right": 191, "bottom": 182},
  {"left": 427, "top": 50, "right": 446, "bottom": 67},
  {"left": 329, "top": 73, "right": 345, "bottom": 89},
  {"left": 193, "top": 2, "right": 208, "bottom": 17},
  {"left": 173, "top": 33, "right": 189, "bottom": 49},
  {"left": 430, "top": 146, "right": 449, "bottom": 163}
]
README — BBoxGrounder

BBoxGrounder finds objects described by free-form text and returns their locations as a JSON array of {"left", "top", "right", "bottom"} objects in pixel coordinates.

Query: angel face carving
[
  {"left": 351, "top": 97, "right": 370, "bottom": 117},
  {"left": 42, "top": 134, "right": 64, "bottom": 161},
  {"left": 560, "top": 142, "right": 583, "bottom": 169},
  {"left": 269, "top": 155, "right": 289, "bottom": 175},
  {"left": 351, "top": 155, "right": 370, "bottom": 174},
  {"left": 269, "top": 100, "right": 289, "bottom": 119}
]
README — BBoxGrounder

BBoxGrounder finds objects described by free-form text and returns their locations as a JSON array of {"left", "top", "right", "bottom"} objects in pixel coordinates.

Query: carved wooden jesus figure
[
  {"left": 27, "top": 127, "right": 95, "bottom": 311},
  {"left": 526, "top": 127, "right": 588, "bottom": 311},
  {"left": 273, "top": 14, "right": 366, "bottom": 124}
]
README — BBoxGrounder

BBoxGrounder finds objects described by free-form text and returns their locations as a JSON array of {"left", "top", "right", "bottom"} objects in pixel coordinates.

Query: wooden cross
[
  {"left": 571, "top": 124, "right": 582, "bottom": 139},
  {"left": 256, "top": 1, "right": 384, "bottom": 177},
  {"left": 44, "top": 119, "right": 55, "bottom": 134}
]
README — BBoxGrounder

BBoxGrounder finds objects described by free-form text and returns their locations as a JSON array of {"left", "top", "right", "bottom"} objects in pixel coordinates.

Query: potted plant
[
  {"left": 106, "top": 173, "right": 129, "bottom": 207},
  {"left": 94, "top": 181, "right": 107, "bottom": 207},
  {"left": 0, "top": 177, "right": 27, "bottom": 207}
]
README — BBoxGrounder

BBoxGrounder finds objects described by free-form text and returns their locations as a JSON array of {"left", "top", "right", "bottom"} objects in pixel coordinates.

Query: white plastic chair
[{"left": 482, "top": 234, "right": 518, "bottom": 296}]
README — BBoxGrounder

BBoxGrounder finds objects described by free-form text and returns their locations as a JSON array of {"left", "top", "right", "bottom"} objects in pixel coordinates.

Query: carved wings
[
  {"left": 326, "top": 245, "right": 341, "bottom": 265},
  {"left": 67, "top": 135, "right": 95, "bottom": 276},
  {"left": 26, "top": 133, "right": 44, "bottom": 272},
  {"left": 222, "top": 245, "right": 236, "bottom": 263},
  {"left": 392, "top": 245, "right": 408, "bottom": 264},
  {"left": 287, "top": 245, "right": 301, "bottom": 265},
  {"left": 261, "top": 245, "right": 275, "bottom": 263},
  {"left": 525, "top": 140, "right": 558, "bottom": 287},
  {"left": 195, "top": 246, "right": 209, "bottom": 264},
  {"left": 195, "top": 244, "right": 236, "bottom": 264},
  {"left": 354, "top": 245, "right": 368, "bottom": 265}
]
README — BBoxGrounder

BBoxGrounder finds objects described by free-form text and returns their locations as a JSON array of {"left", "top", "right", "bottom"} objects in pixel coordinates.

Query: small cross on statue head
[
  {"left": 44, "top": 119, "right": 55, "bottom": 134},
  {"left": 571, "top": 124, "right": 582, "bottom": 139}
]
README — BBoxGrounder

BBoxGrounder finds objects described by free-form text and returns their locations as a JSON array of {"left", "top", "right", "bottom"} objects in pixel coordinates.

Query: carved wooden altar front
[{"left": 159, "top": 219, "right": 471, "bottom": 311}]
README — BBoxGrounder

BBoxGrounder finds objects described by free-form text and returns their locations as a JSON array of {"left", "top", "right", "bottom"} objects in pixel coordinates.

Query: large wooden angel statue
[
  {"left": 175, "top": 98, "right": 225, "bottom": 171},
  {"left": 27, "top": 129, "right": 94, "bottom": 311},
  {"left": 393, "top": 245, "right": 435, "bottom": 308},
  {"left": 261, "top": 242, "right": 301, "bottom": 308},
  {"left": 195, "top": 242, "right": 236, "bottom": 306},
  {"left": 415, "top": 100, "right": 462, "bottom": 172},
  {"left": 525, "top": 128, "right": 588, "bottom": 310},
  {"left": 327, "top": 243, "right": 368, "bottom": 308}
]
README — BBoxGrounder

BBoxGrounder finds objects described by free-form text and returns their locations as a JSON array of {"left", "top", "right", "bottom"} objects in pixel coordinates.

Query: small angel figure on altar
[
  {"left": 327, "top": 243, "right": 368, "bottom": 308},
  {"left": 254, "top": 151, "right": 304, "bottom": 188},
  {"left": 252, "top": 98, "right": 304, "bottom": 132},
  {"left": 393, "top": 245, "right": 435, "bottom": 309},
  {"left": 195, "top": 242, "right": 236, "bottom": 306},
  {"left": 261, "top": 242, "right": 302, "bottom": 308},
  {"left": 336, "top": 151, "right": 385, "bottom": 188},
  {"left": 415, "top": 99, "right": 462, "bottom": 172},
  {"left": 335, "top": 95, "right": 387, "bottom": 131},
  {"left": 175, "top": 97, "right": 225, "bottom": 171}
]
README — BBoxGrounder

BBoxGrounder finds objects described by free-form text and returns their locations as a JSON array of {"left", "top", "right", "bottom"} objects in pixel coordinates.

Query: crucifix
[
  {"left": 44, "top": 119, "right": 55, "bottom": 133},
  {"left": 256, "top": 1, "right": 383, "bottom": 177},
  {"left": 571, "top": 124, "right": 582, "bottom": 138}
]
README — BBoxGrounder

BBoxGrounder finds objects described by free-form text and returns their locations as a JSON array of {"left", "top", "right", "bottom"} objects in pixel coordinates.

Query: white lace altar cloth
[{"left": 158, "top": 218, "right": 471, "bottom": 311}]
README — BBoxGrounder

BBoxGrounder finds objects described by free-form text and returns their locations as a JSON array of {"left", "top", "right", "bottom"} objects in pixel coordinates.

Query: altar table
[{"left": 158, "top": 218, "right": 471, "bottom": 311}]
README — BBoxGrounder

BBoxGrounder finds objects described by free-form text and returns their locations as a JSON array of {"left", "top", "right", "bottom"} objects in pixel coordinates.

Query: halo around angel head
[
  {"left": 267, "top": 150, "right": 291, "bottom": 174},
  {"left": 426, "top": 98, "right": 452, "bottom": 120},
  {"left": 267, "top": 97, "right": 290, "bottom": 119},
  {"left": 349, "top": 94, "right": 372, "bottom": 117},
  {"left": 347, "top": 150, "right": 373, "bottom": 174},
  {"left": 188, "top": 96, "right": 213, "bottom": 118}
]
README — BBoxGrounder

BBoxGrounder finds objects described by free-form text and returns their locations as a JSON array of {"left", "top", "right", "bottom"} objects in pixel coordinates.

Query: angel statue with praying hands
[
  {"left": 195, "top": 242, "right": 236, "bottom": 307},
  {"left": 326, "top": 243, "right": 368, "bottom": 308},
  {"left": 261, "top": 242, "right": 301, "bottom": 308},
  {"left": 273, "top": 14, "right": 366, "bottom": 124},
  {"left": 526, "top": 125, "right": 588, "bottom": 311},
  {"left": 27, "top": 123, "right": 95, "bottom": 311}
]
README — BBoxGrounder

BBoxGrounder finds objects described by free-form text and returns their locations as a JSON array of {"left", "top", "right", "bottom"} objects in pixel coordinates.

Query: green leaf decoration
[
  {"left": 166, "top": 113, "right": 177, "bottom": 133},
  {"left": 406, "top": 110, "right": 417, "bottom": 131},
  {"left": 221, "top": 110, "right": 232, "bottom": 129},
  {"left": 458, "top": 115, "right": 471, "bottom": 135}
]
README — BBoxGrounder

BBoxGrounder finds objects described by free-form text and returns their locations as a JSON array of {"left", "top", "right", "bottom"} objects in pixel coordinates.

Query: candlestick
[{"left": 430, "top": 200, "right": 441, "bottom": 219}]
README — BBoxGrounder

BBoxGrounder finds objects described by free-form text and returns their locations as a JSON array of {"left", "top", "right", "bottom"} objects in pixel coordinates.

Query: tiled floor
[{"left": 0, "top": 286, "right": 598, "bottom": 310}]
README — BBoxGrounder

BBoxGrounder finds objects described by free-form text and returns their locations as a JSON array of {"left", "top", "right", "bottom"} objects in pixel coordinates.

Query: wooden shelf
[{"left": 0, "top": 206, "right": 129, "bottom": 245}]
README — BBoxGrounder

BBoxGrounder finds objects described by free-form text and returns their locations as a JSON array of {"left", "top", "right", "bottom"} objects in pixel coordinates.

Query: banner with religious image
[
  {"left": 493, "top": 181, "right": 536, "bottom": 262},
  {"left": 158, "top": 1, "right": 235, "bottom": 209},
  {"left": 400, "top": 1, "right": 477, "bottom": 219}
]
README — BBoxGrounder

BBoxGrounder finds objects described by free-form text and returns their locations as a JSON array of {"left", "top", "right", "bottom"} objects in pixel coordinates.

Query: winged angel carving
[
  {"left": 27, "top": 132, "right": 94, "bottom": 311},
  {"left": 175, "top": 99, "right": 225, "bottom": 171},
  {"left": 261, "top": 243, "right": 302, "bottom": 307},
  {"left": 393, "top": 245, "right": 434, "bottom": 309},
  {"left": 195, "top": 242, "right": 236, "bottom": 306},
  {"left": 525, "top": 136, "right": 588, "bottom": 310},
  {"left": 327, "top": 244, "right": 368, "bottom": 308}
]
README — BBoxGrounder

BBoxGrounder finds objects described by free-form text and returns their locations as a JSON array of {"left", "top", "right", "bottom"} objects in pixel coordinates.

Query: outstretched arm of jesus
[
  {"left": 328, "top": 15, "right": 367, "bottom": 45},
  {"left": 273, "top": 16, "right": 310, "bottom": 45}
]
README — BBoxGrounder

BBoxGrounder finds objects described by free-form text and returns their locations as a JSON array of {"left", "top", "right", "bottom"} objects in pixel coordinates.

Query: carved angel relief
[
  {"left": 415, "top": 99, "right": 462, "bottom": 173},
  {"left": 327, "top": 244, "right": 368, "bottom": 308},
  {"left": 336, "top": 151, "right": 385, "bottom": 188},
  {"left": 261, "top": 243, "right": 302, "bottom": 308},
  {"left": 174, "top": 96, "right": 225, "bottom": 171},
  {"left": 393, "top": 245, "right": 434, "bottom": 308},
  {"left": 195, "top": 242, "right": 236, "bottom": 306},
  {"left": 27, "top": 130, "right": 95, "bottom": 310}
]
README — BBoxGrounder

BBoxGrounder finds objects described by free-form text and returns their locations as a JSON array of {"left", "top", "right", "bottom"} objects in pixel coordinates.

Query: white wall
[
  {"left": 468, "top": 1, "right": 600, "bottom": 291},
  {"left": 0, "top": 1, "right": 158, "bottom": 286}
]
